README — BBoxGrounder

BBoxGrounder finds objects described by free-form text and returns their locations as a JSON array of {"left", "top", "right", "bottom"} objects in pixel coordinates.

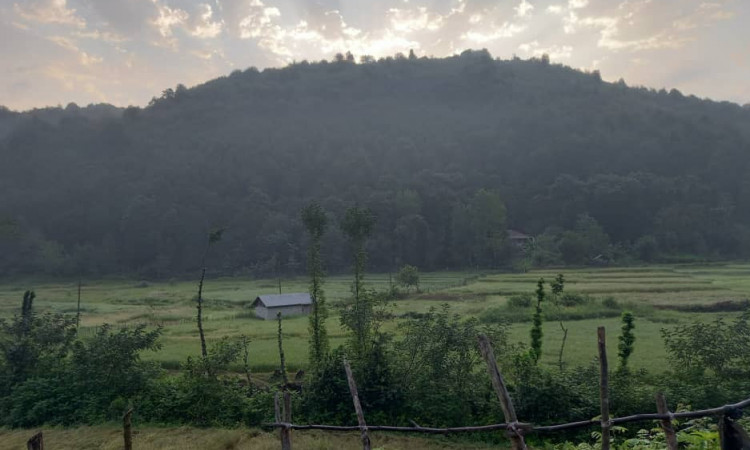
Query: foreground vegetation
[{"left": 2, "top": 262, "right": 750, "bottom": 448}]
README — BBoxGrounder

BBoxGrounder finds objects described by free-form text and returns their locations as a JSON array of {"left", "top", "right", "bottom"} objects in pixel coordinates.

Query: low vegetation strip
[
  {"left": 654, "top": 299, "right": 750, "bottom": 312},
  {"left": 0, "top": 427, "right": 496, "bottom": 450}
]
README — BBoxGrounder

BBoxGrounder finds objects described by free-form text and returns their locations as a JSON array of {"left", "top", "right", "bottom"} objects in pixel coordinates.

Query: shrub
[
  {"left": 508, "top": 293, "right": 533, "bottom": 308},
  {"left": 558, "top": 292, "right": 591, "bottom": 307},
  {"left": 602, "top": 296, "right": 619, "bottom": 308}
]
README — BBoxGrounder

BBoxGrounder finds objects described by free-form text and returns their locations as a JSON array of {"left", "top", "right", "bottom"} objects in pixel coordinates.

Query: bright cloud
[
  {"left": 13, "top": 0, "right": 85, "bottom": 28},
  {"left": 514, "top": 0, "right": 535, "bottom": 18}
]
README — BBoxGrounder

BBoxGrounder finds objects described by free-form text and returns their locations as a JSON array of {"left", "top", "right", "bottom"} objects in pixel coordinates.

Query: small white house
[{"left": 251, "top": 293, "right": 312, "bottom": 320}]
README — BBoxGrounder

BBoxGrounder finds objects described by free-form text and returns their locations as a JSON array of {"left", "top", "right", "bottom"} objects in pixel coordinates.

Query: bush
[
  {"left": 508, "top": 293, "right": 533, "bottom": 308},
  {"left": 602, "top": 296, "right": 619, "bottom": 308},
  {"left": 558, "top": 292, "right": 591, "bottom": 307}
]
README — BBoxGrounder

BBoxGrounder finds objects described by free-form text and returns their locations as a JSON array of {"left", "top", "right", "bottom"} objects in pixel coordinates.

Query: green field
[{"left": 2, "top": 264, "right": 750, "bottom": 374}]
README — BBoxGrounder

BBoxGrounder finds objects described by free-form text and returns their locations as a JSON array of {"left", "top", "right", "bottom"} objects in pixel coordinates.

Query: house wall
[{"left": 255, "top": 305, "right": 312, "bottom": 320}]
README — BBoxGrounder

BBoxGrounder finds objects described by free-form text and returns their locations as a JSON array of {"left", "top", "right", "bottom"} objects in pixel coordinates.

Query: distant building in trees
[
  {"left": 508, "top": 229, "right": 534, "bottom": 248},
  {"left": 251, "top": 293, "right": 312, "bottom": 320}
]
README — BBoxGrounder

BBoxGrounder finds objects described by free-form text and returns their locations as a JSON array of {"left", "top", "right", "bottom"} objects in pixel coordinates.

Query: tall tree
[
  {"left": 196, "top": 228, "right": 224, "bottom": 366},
  {"left": 340, "top": 206, "right": 376, "bottom": 357},
  {"left": 302, "top": 202, "right": 329, "bottom": 370},
  {"left": 530, "top": 278, "right": 545, "bottom": 364}
]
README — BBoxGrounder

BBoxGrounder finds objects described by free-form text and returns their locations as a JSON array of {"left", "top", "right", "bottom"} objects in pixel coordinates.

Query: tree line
[{"left": 2, "top": 49, "right": 750, "bottom": 277}]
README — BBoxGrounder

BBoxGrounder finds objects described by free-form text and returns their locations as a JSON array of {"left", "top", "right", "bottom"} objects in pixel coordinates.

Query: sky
[{"left": 1, "top": 0, "right": 748, "bottom": 111}]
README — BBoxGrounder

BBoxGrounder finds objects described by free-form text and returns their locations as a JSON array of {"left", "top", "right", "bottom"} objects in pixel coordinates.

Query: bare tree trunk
[
  {"left": 598, "top": 327, "right": 610, "bottom": 450},
  {"left": 197, "top": 267, "right": 208, "bottom": 361},
  {"left": 277, "top": 312, "right": 289, "bottom": 386},
  {"left": 477, "top": 334, "right": 527, "bottom": 450},
  {"left": 558, "top": 321, "right": 568, "bottom": 371},
  {"left": 123, "top": 408, "right": 133, "bottom": 450},
  {"left": 76, "top": 279, "right": 82, "bottom": 331},
  {"left": 344, "top": 360, "right": 371, "bottom": 450},
  {"left": 241, "top": 335, "right": 253, "bottom": 387}
]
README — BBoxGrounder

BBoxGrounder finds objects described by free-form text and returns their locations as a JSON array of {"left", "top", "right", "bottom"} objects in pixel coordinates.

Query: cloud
[
  {"left": 13, "top": 0, "right": 85, "bottom": 28},
  {"left": 518, "top": 40, "right": 573, "bottom": 59},
  {"left": 514, "top": 0, "right": 534, "bottom": 18},
  {"left": 77, "top": 0, "right": 157, "bottom": 35},
  {"left": 190, "top": 3, "right": 223, "bottom": 38},
  {"left": 388, "top": 7, "right": 445, "bottom": 32},
  {"left": 153, "top": 4, "right": 189, "bottom": 38},
  {"left": 462, "top": 22, "right": 527, "bottom": 43}
]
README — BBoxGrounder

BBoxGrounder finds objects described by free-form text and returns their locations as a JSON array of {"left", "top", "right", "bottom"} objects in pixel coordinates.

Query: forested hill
[{"left": 2, "top": 49, "right": 750, "bottom": 277}]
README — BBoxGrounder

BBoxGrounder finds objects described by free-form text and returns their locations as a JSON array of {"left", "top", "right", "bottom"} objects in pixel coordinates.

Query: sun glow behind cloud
[{"left": 0, "top": 0, "right": 747, "bottom": 110}]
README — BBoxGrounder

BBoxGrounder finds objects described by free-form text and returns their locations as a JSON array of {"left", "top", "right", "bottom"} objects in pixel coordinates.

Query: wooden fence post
[
  {"left": 27, "top": 431, "right": 43, "bottom": 450},
  {"left": 123, "top": 408, "right": 133, "bottom": 450},
  {"left": 477, "top": 334, "right": 527, "bottom": 450},
  {"left": 597, "top": 327, "right": 610, "bottom": 450},
  {"left": 655, "top": 393, "right": 678, "bottom": 450},
  {"left": 283, "top": 391, "right": 293, "bottom": 450},
  {"left": 274, "top": 392, "right": 292, "bottom": 450},
  {"left": 344, "top": 360, "right": 372, "bottom": 450}
]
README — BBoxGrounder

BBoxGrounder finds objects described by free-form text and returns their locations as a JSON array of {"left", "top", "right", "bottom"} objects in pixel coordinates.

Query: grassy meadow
[{"left": 2, "top": 264, "right": 750, "bottom": 374}]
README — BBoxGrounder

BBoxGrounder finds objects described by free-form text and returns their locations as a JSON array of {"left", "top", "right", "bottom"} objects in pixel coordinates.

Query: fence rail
[{"left": 264, "top": 327, "right": 749, "bottom": 450}]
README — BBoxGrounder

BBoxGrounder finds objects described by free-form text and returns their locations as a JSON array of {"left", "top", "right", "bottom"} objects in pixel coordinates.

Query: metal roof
[
  {"left": 508, "top": 229, "right": 532, "bottom": 240},
  {"left": 252, "top": 293, "right": 312, "bottom": 308}
]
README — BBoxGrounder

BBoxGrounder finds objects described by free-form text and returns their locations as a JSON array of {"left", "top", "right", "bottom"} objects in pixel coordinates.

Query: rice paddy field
[{"left": 2, "top": 263, "right": 750, "bottom": 374}]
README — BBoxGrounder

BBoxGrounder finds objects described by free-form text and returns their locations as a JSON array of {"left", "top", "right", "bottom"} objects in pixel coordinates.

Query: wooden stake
[
  {"left": 477, "top": 334, "right": 527, "bottom": 450},
  {"left": 26, "top": 431, "right": 43, "bottom": 450},
  {"left": 597, "top": 327, "right": 610, "bottom": 450},
  {"left": 656, "top": 393, "right": 678, "bottom": 450},
  {"left": 274, "top": 392, "right": 281, "bottom": 423},
  {"left": 123, "top": 408, "right": 133, "bottom": 450},
  {"left": 282, "top": 391, "right": 292, "bottom": 450},
  {"left": 344, "top": 360, "right": 372, "bottom": 450}
]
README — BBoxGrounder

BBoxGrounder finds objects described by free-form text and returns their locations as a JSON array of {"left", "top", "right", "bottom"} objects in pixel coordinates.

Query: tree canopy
[{"left": 2, "top": 50, "right": 750, "bottom": 276}]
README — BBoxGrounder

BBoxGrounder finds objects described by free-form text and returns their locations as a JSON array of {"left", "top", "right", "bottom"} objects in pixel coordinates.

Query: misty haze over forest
[{"left": 2, "top": 50, "right": 750, "bottom": 278}]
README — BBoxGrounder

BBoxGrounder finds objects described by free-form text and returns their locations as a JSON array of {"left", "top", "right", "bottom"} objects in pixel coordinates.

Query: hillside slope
[{"left": 2, "top": 50, "right": 750, "bottom": 276}]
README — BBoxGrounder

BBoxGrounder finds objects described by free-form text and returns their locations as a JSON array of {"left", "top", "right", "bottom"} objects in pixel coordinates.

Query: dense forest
[{"left": 2, "top": 49, "right": 750, "bottom": 277}]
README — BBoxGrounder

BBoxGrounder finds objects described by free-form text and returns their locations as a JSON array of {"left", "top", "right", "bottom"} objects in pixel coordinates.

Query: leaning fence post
[
  {"left": 655, "top": 393, "right": 678, "bottom": 450},
  {"left": 123, "top": 408, "right": 133, "bottom": 450},
  {"left": 27, "top": 431, "right": 43, "bottom": 450},
  {"left": 597, "top": 327, "right": 610, "bottom": 450},
  {"left": 344, "top": 359, "right": 372, "bottom": 450},
  {"left": 477, "top": 334, "right": 527, "bottom": 450}
]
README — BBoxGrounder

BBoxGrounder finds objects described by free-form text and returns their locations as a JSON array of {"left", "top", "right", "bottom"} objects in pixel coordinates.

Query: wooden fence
[
  {"left": 23, "top": 326, "right": 750, "bottom": 449},
  {"left": 265, "top": 327, "right": 750, "bottom": 450}
]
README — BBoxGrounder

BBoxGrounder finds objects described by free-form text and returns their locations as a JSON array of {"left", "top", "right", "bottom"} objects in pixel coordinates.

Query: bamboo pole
[
  {"left": 477, "top": 334, "right": 527, "bottom": 450},
  {"left": 597, "top": 327, "right": 610, "bottom": 450},
  {"left": 344, "top": 360, "right": 371, "bottom": 450},
  {"left": 123, "top": 408, "right": 133, "bottom": 450},
  {"left": 656, "top": 393, "right": 678, "bottom": 450}
]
